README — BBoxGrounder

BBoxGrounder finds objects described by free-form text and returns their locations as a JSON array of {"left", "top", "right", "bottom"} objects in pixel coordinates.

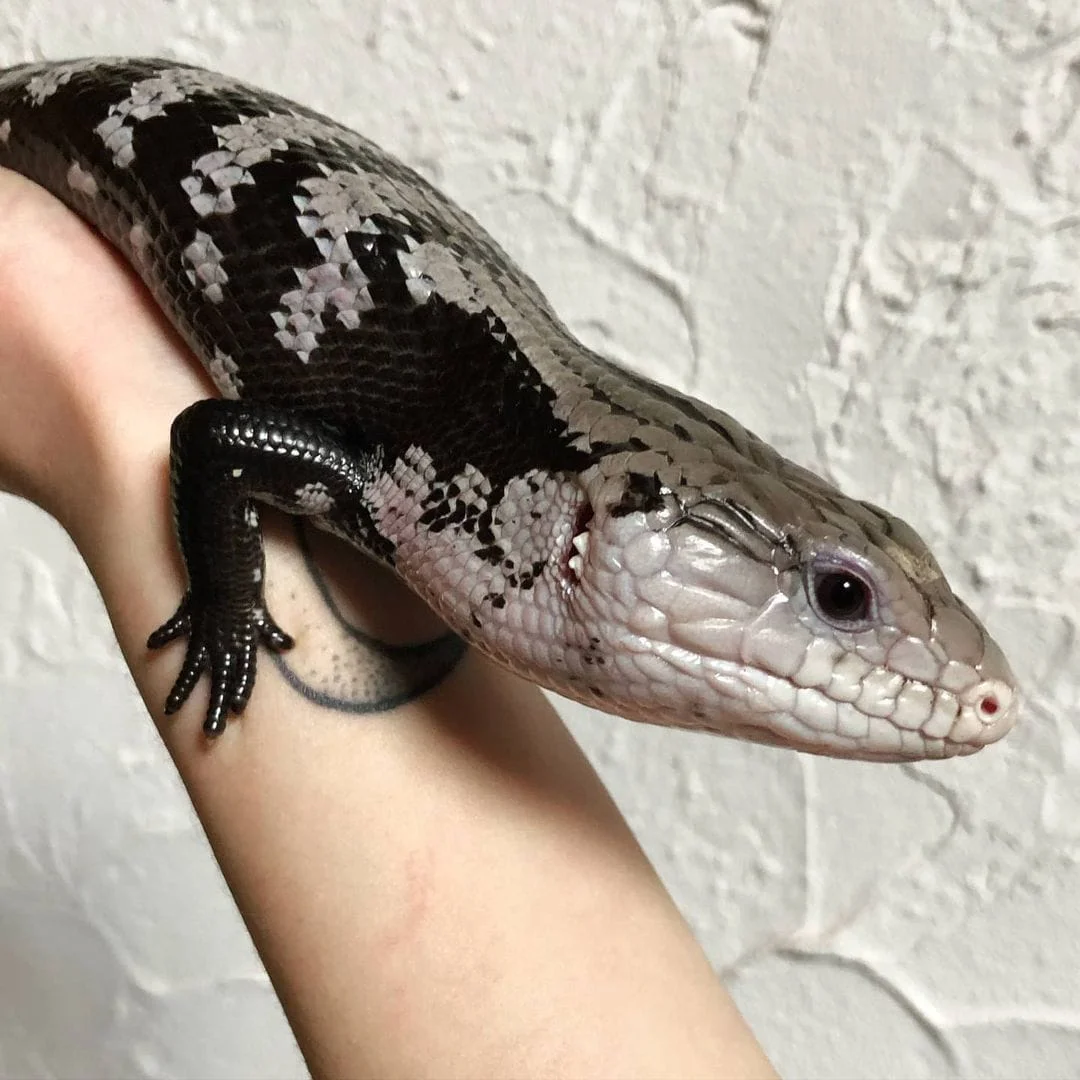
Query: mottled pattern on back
[{"left": 0, "top": 57, "right": 589, "bottom": 490}]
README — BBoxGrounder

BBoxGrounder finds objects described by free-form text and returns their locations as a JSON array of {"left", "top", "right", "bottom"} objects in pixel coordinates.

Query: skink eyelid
[
  {"left": 803, "top": 549, "right": 881, "bottom": 630},
  {"left": 673, "top": 495, "right": 792, "bottom": 565}
]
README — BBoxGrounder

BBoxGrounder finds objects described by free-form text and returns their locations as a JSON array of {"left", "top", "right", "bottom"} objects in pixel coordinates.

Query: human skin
[{"left": 0, "top": 166, "right": 778, "bottom": 1079}]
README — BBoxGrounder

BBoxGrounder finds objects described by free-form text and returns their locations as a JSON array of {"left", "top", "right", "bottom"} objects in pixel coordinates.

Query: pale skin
[{"left": 0, "top": 166, "right": 778, "bottom": 1080}]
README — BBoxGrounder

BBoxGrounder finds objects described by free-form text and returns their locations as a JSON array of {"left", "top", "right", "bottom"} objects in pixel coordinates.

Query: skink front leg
[{"left": 148, "top": 398, "right": 380, "bottom": 735}]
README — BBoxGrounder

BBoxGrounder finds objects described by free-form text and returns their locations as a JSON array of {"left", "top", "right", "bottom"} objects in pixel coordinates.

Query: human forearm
[
  {"left": 0, "top": 166, "right": 777, "bottom": 1079},
  {"left": 78, "top": 400, "right": 775, "bottom": 1079}
]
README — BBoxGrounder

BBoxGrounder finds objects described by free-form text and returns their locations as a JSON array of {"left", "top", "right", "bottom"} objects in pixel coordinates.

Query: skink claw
[{"left": 148, "top": 591, "right": 294, "bottom": 736}]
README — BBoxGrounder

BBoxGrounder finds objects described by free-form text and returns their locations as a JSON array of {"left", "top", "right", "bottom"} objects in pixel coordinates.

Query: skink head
[{"left": 558, "top": 434, "right": 1019, "bottom": 762}]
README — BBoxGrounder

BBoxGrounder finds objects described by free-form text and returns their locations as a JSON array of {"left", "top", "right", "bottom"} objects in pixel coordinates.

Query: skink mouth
[
  {"left": 695, "top": 659, "right": 1020, "bottom": 760},
  {"left": 722, "top": 720, "right": 977, "bottom": 762}
]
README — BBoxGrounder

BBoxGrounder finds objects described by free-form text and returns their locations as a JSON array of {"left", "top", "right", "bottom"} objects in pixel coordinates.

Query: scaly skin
[{"left": 0, "top": 58, "right": 1019, "bottom": 757}]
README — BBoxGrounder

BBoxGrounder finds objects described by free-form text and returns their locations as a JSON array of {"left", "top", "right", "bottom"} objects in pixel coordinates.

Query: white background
[{"left": 1, "top": 1, "right": 1078, "bottom": 1076}]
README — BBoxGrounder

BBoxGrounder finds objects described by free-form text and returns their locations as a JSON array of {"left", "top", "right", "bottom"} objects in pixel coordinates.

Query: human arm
[{"left": 0, "top": 167, "right": 777, "bottom": 1078}]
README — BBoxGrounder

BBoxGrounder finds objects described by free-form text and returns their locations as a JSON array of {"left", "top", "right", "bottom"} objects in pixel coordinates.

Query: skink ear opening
[
  {"left": 572, "top": 500, "right": 594, "bottom": 538},
  {"left": 565, "top": 497, "right": 594, "bottom": 582}
]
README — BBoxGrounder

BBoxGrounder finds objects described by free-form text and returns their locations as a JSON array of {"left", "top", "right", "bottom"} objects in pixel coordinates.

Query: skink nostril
[{"left": 964, "top": 678, "right": 1015, "bottom": 730}]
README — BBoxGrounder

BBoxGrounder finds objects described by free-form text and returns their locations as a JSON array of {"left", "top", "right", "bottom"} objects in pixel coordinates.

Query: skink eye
[{"left": 810, "top": 565, "right": 873, "bottom": 627}]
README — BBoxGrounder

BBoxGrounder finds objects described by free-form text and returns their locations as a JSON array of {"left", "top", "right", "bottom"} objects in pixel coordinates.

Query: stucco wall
[{"left": 0, "top": 1, "right": 1077, "bottom": 1076}]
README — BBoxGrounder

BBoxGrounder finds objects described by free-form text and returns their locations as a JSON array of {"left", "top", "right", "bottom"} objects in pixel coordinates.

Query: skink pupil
[{"left": 814, "top": 571, "right": 870, "bottom": 623}]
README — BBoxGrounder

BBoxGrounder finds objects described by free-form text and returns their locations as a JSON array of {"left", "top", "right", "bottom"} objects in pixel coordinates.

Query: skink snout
[
  {"left": 959, "top": 676, "right": 1018, "bottom": 747},
  {"left": 950, "top": 625, "right": 1020, "bottom": 749}
]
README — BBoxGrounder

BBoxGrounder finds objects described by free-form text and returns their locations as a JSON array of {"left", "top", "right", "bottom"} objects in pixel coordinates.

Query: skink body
[{"left": 0, "top": 58, "right": 1019, "bottom": 758}]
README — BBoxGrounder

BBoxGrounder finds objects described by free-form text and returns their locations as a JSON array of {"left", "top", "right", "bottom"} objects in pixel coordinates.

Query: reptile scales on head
[{"left": 0, "top": 58, "right": 1019, "bottom": 759}]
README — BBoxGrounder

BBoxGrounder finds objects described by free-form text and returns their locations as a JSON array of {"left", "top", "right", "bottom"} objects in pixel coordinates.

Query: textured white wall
[{"left": 0, "top": 1, "right": 1077, "bottom": 1077}]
